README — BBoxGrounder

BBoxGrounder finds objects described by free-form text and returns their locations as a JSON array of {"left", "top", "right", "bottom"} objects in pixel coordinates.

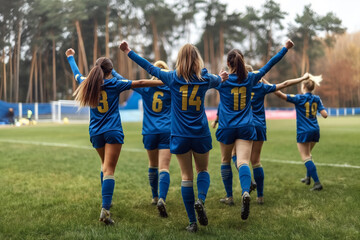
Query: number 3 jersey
[
  {"left": 286, "top": 93, "right": 325, "bottom": 134},
  {"left": 67, "top": 56, "right": 132, "bottom": 137},
  {"left": 128, "top": 50, "right": 221, "bottom": 138},
  {"left": 133, "top": 86, "right": 171, "bottom": 135}
]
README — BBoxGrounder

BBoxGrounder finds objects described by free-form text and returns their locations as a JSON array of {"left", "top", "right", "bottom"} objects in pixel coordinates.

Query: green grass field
[{"left": 0, "top": 117, "right": 359, "bottom": 240}]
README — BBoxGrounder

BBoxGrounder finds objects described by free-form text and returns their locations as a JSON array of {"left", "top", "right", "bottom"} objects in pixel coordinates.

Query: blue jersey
[
  {"left": 216, "top": 47, "right": 288, "bottom": 129},
  {"left": 251, "top": 82, "right": 277, "bottom": 127},
  {"left": 128, "top": 50, "right": 221, "bottom": 138},
  {"left": 286, "top": 93, "right": 325, "bottom": 134},
  {"left": 67, "top": 56, "right": 132, "bottom": 137}
]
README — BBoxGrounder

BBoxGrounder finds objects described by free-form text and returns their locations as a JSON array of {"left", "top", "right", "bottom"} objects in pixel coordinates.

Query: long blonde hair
[
  {"left": 73, "top": 57, "right": 113, "bottom": 108},
  {"left": 175, "top": 44, "right": 204, "bottom": 82},
  {"left": 151, "top": 60, "right": 169, "bottom": 80}
]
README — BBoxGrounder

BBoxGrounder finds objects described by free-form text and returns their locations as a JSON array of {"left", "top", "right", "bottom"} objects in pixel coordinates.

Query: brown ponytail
[
  {"left": 73, "top": 57, "right": 113, "bottom": 108},
  {"left": 227, "top": 49, "right": 247, "bottom": 83}
]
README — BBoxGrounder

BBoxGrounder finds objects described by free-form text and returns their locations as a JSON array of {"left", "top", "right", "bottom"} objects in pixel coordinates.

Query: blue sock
[
  {"left": 100, "top": 170, "right": 103, "bottom": 186},
  {"left": 238, "top": 164, "right": 251, "bottom": 195},
  {"left": 148, "top": 167, "right": 158, "bottom": 199},
  {"left": 221, "top": 163, "right": 233, "bottom": 197},
  {"left": 181, "top": 180, "right": 196, "bottom": 223},
  {"left": 197, "top": 171, "right": 210, "bottom": 203},
  {"left": 159, "top": 170, "right": 170, "bottom": 201},
  {"left": 305, "top": 159, "right": 320, "bottom": 183},
  {"left": 253, "top": 165, "right": 264, "bottom": 197},
  {"left": 232, "top": 155, "right": 238, "bottom": 170},
  {"left": 102, "top": 175, "right": 115, "bottom": 210}
]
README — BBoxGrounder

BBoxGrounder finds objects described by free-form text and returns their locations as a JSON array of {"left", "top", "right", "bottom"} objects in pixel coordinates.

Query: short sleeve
[
  {"left": 286, "top": 94, "right": 300, "bottom": 104},
  {"left": 317, "top": 97, "right": 325, "bottom": 112},
  {"left": 263, "top": 83, "right": 277, "bottom": 94},
  {"left": 116, "top": 80, "right": 132, "bottom": 92}
]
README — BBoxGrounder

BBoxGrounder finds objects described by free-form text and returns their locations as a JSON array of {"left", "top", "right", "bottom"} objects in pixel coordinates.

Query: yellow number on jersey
[
  {"left": 179, "top": 85, "right": 201, "bottom": 111},
  {"left": 97, "top": 90, "right": 109, "bottom": 113},
  {"left": 304, "top": 102, "right": 318, "bottom": 118},
  {"left": 231, "top": 87, "right": 247, "bottom": 110},
  {"left": 152, "top": 91, "right": 164, "bottom": 112}
]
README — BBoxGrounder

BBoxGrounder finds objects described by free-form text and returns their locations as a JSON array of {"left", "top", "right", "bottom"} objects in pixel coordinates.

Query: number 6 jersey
[
  {"left": 67, "top": 56, "right": 132, "bottom": 137},
  {"left": 286, "top": 93, "right": 325, "bottom": 134}
]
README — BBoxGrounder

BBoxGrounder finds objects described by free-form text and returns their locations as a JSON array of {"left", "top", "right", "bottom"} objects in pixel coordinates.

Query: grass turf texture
[{"left": 0, "top": 117, "right": 359, "bottom": 240}]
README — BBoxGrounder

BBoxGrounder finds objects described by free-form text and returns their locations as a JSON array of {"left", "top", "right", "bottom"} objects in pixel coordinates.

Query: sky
[{"left": 223, "top": 0, "right": 360, "bottom": 33}]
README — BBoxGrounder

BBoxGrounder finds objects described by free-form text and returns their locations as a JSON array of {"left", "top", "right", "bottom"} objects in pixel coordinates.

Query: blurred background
[{"left": 0, "top": 0, "right": 359, "bottom": 123}]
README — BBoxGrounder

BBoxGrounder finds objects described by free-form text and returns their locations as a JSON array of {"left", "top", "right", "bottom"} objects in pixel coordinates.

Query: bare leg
[
  {"left": 103, "top": 143, "right": 122, "bottom": 176},
  {"left": 220, "top": 142, "right": 235, "bottom": 164},
  {"left": 176, "top": 151, "right": 193, "bottom": 181},
  {"left": 235, "top": 139, "right": 253, "bottom": 168}
]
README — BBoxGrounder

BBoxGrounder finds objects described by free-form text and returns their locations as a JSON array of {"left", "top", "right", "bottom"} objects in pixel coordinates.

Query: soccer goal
[{"left": 51, "top": 100, "right": 90, "bottom": 123}]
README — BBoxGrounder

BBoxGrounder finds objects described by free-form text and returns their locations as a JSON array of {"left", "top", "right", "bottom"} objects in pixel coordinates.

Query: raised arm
[
  {"left": 254, "top": 39, "right": 294, "bottom": 81},
  {"left": 131, "top": 80, "right": 164, "bottom": 89},
  {"left": 119, "top": 41, "right": 173, "bottom": 85},
  {"left": 273, "top": 89, "right": 288, "bottom": 101},
  {"left": 65, "top": 48, "right": 85, "bottom": 84},
  {"left": 112, "top": 69, "right": 126, "bottom": 80},
  {"left": 274, "top": 73, "right": 309, "bottom": 91}
]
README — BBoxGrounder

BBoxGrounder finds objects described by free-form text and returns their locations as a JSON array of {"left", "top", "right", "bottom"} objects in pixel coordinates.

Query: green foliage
[{"left": 0, "top": 118, "right": 360, "bottom": 239}]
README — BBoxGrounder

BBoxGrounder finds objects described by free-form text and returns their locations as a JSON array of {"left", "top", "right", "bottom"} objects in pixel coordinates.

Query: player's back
[
  {"left": 251, "top": 82, "right": 276, "bottom": 127},
  {"left": 134, "top": 85, "right": 171, "bottom": 135},
  {"left": 287, "top": 93, "right": 325, "bottom": 134}
]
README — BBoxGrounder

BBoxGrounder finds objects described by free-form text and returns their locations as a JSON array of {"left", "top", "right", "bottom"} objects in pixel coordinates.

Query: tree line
[{"left": 1, "top": 0, "right": 358, "bottom": 107}]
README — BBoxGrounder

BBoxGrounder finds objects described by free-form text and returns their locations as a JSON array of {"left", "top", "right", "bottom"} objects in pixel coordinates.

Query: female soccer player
[
  {"left": 65, "top": 48, "right": 163, "bottom": 225},
  {"left": 113, "top": 60, "right": 172, "bottom": 218},
  {"left": 215, "top": 39, "right": 293, "bottom": 221},
  {"left": 273, "top": 75, "right": 327, "bottom": 191},
  {"left": 119, "top": 41, "right": 228, "bottom": 233}
]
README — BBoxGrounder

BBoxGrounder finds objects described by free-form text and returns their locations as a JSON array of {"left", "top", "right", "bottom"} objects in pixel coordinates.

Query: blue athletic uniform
[
  {"left": 216, "top": 47, "right": 288, "bottom": 144},
  {"left": 127, "top": 49, "right": 220, "bottom": 225},
  {"left": 251, "top": 82, "right": 277, "bottom": 141},
  {"left": 67, "top": 56, "right": 132, "bottom": 148},
  {"left": 286, "top": 92, "right": 325, "bottom": 143},
  {"left": 113, "top": 70, "right": 171, "bottom": 150},
  {"left": 128, "top": 50, "right": 221, "bottom": 154}
]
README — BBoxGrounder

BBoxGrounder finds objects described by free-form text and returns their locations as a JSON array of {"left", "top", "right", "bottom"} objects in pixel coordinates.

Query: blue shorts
[
  {"left": 297, "top": 130, "right": 320, "bottom": 143},
  {"left": 254, "top": 125, "right": 267, "bottom": 141},
  {"left": 90, "top": 131, "right": 124, "bottom": 148},
  {"left": 170, "top": 136, "right": 212, "bottom": 154},
  {"left": 143, "top": 133, "right": 170, "bottom": 150},
  {"left": 216, "top": 126, "right": 256, "bottom": 144}
]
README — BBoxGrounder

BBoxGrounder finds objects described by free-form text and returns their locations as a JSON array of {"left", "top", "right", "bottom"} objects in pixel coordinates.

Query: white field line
[{"left": 0, "top": 139, "right": 359, "bottom": 169}]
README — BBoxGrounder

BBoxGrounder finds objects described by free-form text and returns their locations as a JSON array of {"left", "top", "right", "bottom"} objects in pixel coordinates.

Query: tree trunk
[
  {"left": 93, "top": 19, "right": 98, "bottom": 66},
  {"left": 105, "top": 6, "right": 110, "bottom": 58},
  {"left": 15, "top": 20, "right": 22, "bottom": 102},
  {"left": 150, "top": 16, "right": 160, "bottom": 61},
  {"left": 209, "top": 35, "right": 216, "bottom": 73},
  {"left": 26, "top": 49, "right": 37, "bottom": 103},
  {"left": 75, "top": 21, "right": 88, "bottom": 75},
  {"left": 301, "top": 34, "right": 309, "bottom": 75},
  {"left": 9, "top": 47, "right": 13, "bottom": 102},
  {"left": 39, "top": 53, "right": 44, "bottom": 102},
  {"left": 219, "top": 26, "right": 224, "bottom": 69},
  {"left": 34, "top": 50, "right": 38, "bottom": 103},
  {"left": 2, "top": 49, "right": 7, "bottom": 101},
  {"left": 266, "top": 22, "right": 273, "bottom": 62},
  {"left": 203, "top": 32, "right": 209, "bottom": 69},
  {"left": 52, "top": 37, "right": 56, "bottom": 100},
  {"left": 78, "top": 40, "right": 83, "bottom": 75}
]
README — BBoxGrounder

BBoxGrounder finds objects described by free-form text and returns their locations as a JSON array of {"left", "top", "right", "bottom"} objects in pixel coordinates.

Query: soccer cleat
[
  {"left": 310, "top": 182, "right": 323, "bottom": 191},
  {"left": 157, "top": 198, "right": 168, "bottom": 218},
  {"left": 151, "top": 197, "right": 158, "bottom": 205},
  {"left": 301, "top": 176, "right": 311, "bottom": 185},
  {"left": 194, "top": 199, "right": 208, "bottom": 226},
  {"left": 249, "top": 180, "right": 257, "bottom": 194},
  {"left": 186, "top": 222, "right": 198, "bottom": 233},
  {"left": 241, "top": 192, "right": 251, "bottom": 220},
  {"left": 219, "top": 196, "right": 234, "bottom": 206},
  {"left": 256, "top": 197, "right": 264, "bottom": 205},
  {"left": 99, "top": 208, "right": 114, "bottom": 225}
]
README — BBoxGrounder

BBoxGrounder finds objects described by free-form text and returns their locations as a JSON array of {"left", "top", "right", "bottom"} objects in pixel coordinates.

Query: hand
[
  {"left": 211, "top": 121, "right": 218, "bottom": 129},
  {"left": 119, "top": 41, "right": 131, "bottom": 54},
  {"left": 219, "top": 69, "right": 229, "bottom": 82},
  {"left": 302, "top": 72, "right": 309, "bottom": 80},
  {"left": 65, "top": 48, "right": 75, "bottom": 57},
  {"left": 285, "top": 39, "right": 294, "bottom": 49}
]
